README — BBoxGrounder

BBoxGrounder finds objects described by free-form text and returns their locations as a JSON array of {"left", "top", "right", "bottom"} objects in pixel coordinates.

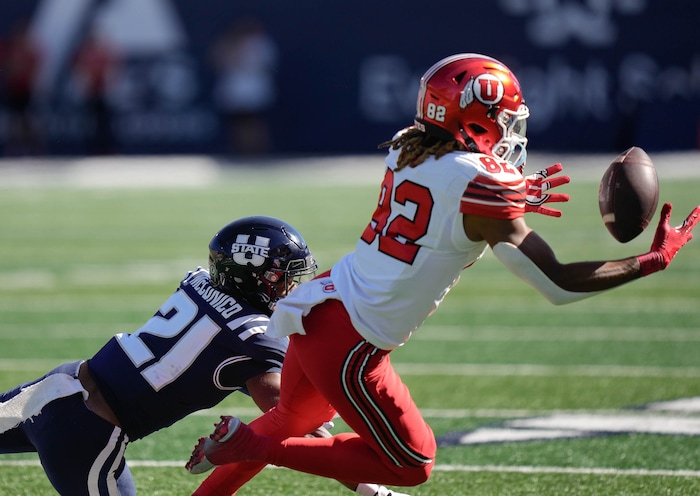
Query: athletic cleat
[
  {"left": 185, "top": 436, "right": 214, "bottom": 474},
  {"left": 209, "top": 415, "right": 241, "bottom": 444},
  {"left": 186, "top": 416, "right": 249, "bottom": 474},
  {"left": 186, "top": 416, "right": 241, "bottom": 474}
]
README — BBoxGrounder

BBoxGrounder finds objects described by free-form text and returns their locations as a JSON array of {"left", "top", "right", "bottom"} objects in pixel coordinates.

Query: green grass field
[{"left": 1, "top": 156, "right": 700, "bottom": 495}]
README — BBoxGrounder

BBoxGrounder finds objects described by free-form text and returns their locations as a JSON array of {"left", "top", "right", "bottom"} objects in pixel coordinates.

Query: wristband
[{"left": 637, "top": 251, "right": 666, "bottom": 277}]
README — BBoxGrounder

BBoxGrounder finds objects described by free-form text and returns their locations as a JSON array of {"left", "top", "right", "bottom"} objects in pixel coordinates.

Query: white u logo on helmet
[
  {"left": 462, "top": 74, "right": 505, "bottom": 107},
  {"left": 231, "top": 234, "right": 270, "bottom": 267}
]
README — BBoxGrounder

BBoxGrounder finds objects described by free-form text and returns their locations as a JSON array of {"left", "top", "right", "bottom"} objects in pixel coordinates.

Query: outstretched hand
[
  {"left": 637, "top": 203, "right": 700, "bottom": 276},
  {"left": 524, "top": 163, "right": 571, "bottom": 217}
]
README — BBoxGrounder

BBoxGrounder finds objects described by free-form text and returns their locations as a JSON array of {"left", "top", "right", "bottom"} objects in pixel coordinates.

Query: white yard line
[
  {"left": 392, "top": 363, "right": 700, "bottom": 378},
  {"left": 1, "top": 459, "right": 698, "bottom": 478},
  {"left": 2, "top": 359, "right": 700, "bottom": 378},
  {"left": 435, "top": 465, "right": 700, "bottom": 477},
  {"left": 415, "top": 325, "right": 700, "bottom": 342}
]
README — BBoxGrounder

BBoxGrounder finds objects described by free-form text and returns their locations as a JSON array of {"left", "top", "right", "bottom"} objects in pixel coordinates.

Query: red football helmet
[{"left": 414, "top": 53, "right": 529, "bottom": 167}]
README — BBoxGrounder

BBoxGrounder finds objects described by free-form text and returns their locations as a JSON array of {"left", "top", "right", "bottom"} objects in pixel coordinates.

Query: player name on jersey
[{"left": 185, "top": 271, "right": 244, "bottom": 318}]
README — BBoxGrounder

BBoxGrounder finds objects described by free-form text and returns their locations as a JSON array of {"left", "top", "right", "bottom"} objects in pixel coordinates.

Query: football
[{"left": 598, "top": 146, "right": 659, "bottom": 243}]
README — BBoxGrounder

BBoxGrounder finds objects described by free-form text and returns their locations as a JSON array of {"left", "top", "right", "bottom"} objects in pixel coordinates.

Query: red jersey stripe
[{"left": 461, "top": 174, "right": 526, "bottom": 219}]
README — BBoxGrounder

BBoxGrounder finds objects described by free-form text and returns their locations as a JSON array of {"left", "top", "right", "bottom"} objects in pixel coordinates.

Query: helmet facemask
[
  {"left": 492, "top": 103, "right": 529, "bottom": 170},
  {"left": 260, "top": 254, "right": 318, "bottom": 308}
]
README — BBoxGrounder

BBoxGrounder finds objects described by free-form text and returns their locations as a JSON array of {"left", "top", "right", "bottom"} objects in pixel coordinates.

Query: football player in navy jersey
[{"left": 0, "top": 216, "right": 407, "bottom": 496}]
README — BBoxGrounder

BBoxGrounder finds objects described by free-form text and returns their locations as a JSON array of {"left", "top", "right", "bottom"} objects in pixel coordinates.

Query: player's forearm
[
  {"left": 546, "top": 257, "right": 642, "bottom": 292},
  {"left": 492, "top": 242, "right": 642, "bottom": 305}
]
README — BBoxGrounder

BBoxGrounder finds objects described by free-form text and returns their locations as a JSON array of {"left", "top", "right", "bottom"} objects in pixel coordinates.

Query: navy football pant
[{"left": 0, "top": 361, "right": 135, "bottom": 495}]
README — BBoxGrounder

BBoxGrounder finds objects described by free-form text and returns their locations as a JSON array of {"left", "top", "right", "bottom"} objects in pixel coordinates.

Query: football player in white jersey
[{"left": 186, "top": 54, "right": 700, "bottom": 493}]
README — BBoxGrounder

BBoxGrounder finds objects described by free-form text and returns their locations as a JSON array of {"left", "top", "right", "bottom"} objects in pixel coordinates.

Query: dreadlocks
[{"left": 378, "top": 127, "right": 467, "bottom": 171}]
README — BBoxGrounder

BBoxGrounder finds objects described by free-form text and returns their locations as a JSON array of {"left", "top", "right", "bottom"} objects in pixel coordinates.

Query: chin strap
[{"left": 460, "top": 129, "right": 481, "bottom": 153}]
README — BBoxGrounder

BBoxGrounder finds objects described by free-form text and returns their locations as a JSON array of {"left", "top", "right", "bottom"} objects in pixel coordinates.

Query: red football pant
[{"left": 193, "top": 299, "right": 435, "bottom": 495}]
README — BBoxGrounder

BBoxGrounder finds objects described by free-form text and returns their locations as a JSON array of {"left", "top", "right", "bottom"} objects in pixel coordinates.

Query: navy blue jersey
[{"left": 87, "top": 268, "right": 288, "bottom": 440}]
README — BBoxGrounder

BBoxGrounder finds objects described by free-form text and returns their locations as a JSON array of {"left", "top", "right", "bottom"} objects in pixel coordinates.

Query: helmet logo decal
[
  {"left": 231, "top": 234, "right": 270, "bottom": 267},
  {"left": 459, "top": 77, "right": 475, "bottom": 109},
  {"left": 461, "top": 74, "right": 505, "bottom": 109}
]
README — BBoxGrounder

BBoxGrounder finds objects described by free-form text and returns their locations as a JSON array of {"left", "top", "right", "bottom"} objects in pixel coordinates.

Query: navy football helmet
[{"left": 208, "top": 216, "right": 317, "bottom": 314}]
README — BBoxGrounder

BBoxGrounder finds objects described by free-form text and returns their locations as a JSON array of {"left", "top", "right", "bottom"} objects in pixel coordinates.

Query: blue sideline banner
[{"left": 1, "top": 0, "right": 698, "bottom": 156}]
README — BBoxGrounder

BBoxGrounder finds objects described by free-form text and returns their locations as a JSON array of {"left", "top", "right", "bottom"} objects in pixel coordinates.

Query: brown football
[{"left": 598, "top": 146, "right": 659, "bottom": 243}]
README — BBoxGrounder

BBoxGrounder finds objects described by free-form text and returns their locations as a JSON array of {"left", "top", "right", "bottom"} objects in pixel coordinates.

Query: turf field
[{"left": 1, "top": 153, "right": 700, "bottom": 495}]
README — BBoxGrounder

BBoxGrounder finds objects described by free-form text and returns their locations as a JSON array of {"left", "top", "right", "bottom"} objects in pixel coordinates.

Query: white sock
[
  {"left": 355, "top": 483, "right": 410, "bottom": 496},
  {"left": 356, "top": 483, "right": 381, "bottom": 496}
]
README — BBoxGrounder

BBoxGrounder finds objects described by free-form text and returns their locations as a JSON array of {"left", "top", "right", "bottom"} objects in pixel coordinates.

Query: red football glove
[
  {"left": 524, "top": 163, "right": 571, "bottom": 217},
  {"left": 637, "top": 202, "right": 700, "bottom": 276}
]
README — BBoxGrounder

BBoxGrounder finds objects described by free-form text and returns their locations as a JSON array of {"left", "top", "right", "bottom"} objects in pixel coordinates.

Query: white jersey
[{"left": 268, "top": 137, "right": 526, "bottom": 349}]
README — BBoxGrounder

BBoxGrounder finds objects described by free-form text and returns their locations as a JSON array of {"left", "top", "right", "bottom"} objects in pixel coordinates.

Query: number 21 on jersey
[
  {"left": 117, "top": 290, "right": 220, "bottom": 391},
  {"left": 360, "top": 168, "right": 434, "bottom": 264}
]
